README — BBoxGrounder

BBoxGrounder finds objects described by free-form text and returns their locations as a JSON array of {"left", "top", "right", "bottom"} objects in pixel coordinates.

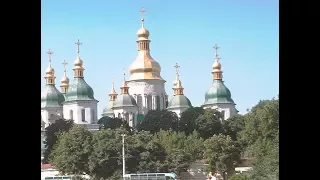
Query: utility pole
[{"left": 121, "top": 134, "right": 126, "bottom": 179}]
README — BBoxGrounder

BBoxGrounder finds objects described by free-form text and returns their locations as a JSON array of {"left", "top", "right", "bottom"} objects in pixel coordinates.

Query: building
[{"left": 202, "top": 44, "right": 238, "bottom": 120}]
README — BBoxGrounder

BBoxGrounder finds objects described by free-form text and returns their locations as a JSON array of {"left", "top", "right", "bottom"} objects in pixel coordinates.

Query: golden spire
[
  {"left": 172, "top": 63, "right": 184, "bottom": 95},
  {"left": 73, "top": 39, "right": 85, "bottom": 78},
  {"left": 129, "top": 7, "right": 163, "bottom": 81},
  {"left": 109, "top": 76, "right": 118, "bottom": 101},
  {"left": 120, "top": 68, "right": 129, "bottom": 94},
  {"left": 60, "top": 60, "right": 70, "bottom": 93},
  {"left": 212, "top": 44, "right": 223, "bottom": 80},
  {"left": 44, "top": 49, "right": 56, "bottom": 85}
]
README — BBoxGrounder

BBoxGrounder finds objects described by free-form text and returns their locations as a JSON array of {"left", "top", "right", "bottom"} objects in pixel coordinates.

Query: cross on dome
[{"left": 75, "top": 39, "right": 82, "bottom": 55}]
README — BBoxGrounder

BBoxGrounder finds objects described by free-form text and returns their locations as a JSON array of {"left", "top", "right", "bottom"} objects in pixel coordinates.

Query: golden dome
[
  {"left": 45, "top": 66, "right": 54, "bottom": 74},
  {"left": 129, "top": 52, "right": 163, "bottom": 80},
  {"left": 60, "top": 75, "right": 69, "bottom": 84},
  {"left": 212, "top": 60, "right": 221, "bottom": 70},
  {"left": 74, "top": 56, "right": 83, "bottom": 66}
]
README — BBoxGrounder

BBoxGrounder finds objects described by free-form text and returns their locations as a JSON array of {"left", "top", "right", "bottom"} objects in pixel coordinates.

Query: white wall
[
  {"left": 127, "top": 80, "right": 167, "bottom": 115},
  {"left": 63, "top": 100, "right": 98, "bottom": 124},
  {"left": 203, "top": 103, "right": 237, "bottom": 120}
]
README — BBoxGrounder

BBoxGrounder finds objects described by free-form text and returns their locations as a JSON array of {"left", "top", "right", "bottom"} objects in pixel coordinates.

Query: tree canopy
[
  {"left": 43, "top": 118, "right": 74, "bottom": 164},
  {"left": 178, "top": 107, "right": 204, "bottom": 134},
  {"left": 239, "top": 98, "right": 279, "bottom": 180},
  {"left": 97, "top": 116, "right": 131, "bottom": 131},
  {"left": 136, "top": 109, "right": 179, "bottom": 133},
  {"left": 194, "top": 109, "right": 224, "bottom": 139},
  {"left": 204, "top": 134, "right": 242, "bottom": 179}
]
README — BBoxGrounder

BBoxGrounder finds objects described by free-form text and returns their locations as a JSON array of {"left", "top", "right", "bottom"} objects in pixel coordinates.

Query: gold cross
[
  {"left": 46, "top": 49, "right": 54, "bottom": 63},
  {"left": 213, "top": 44, "right": 220, "bottom": 57},
  {"left": 173, "top": 63, "right": 180, "bottom": 75},
  {"left": 62, "top": 60, "right": 68, "bottom": 73},
  {"left": 75, "top": 39, "right": 82, "bottom": 54},
  {"left": 140, "top": 7, "right": 147, "bottom": 19}
]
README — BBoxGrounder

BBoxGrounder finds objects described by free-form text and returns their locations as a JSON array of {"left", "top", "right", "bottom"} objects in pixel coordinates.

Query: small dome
[
  {"left": 113, "top": 94, "right": 137, "bottom": 108},
  {"left": 102, "top": 101, "right": 116, "bottom": 116},
  {"left": 65, "top": 78, "right": 95, "bottom": 101},
  {"left": 212, "top": 61, "right": 221, "bottom": 70},
  {"left": 137, "top": 26, "right": 150, "bottom": 39},
  {"left": 60, "top": 75, "right": 69, "bottom": 84},
  {"left": 167, "top": 95, "right": 192, "bottom": 109},
  {"left": 46, "top": 66, "right": 54, "bottom": 74},
  {"left": 41, "top": 84, "right": 65, "bottom": 108},
  {"left": 74, "top": 56, "right": 83, "bottom": 67},
  {"left": 204, "top": 80, "right": 235, "bottom": 105}
]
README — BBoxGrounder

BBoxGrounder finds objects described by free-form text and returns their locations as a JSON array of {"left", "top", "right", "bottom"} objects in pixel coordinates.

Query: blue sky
[{"left": 41, "top": 0, "right": 279, "bottom": 117}]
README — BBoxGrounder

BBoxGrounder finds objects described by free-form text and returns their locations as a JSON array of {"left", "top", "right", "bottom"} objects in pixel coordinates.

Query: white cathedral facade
[{"left": 41, "top": 8, "right": 238, "bottom": 130}]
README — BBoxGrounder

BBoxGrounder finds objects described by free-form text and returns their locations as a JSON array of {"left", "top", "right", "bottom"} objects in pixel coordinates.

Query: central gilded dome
[
  {"left": 129, "top": 20, "right": 163, "bottom": 81},
  {"left": 129, "top": 52, "right": 163, "bottom": 80}
]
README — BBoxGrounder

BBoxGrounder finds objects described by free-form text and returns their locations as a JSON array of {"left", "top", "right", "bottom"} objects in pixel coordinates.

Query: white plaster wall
[
  {"left": 63, "top": 100, "right": 98, "bottom": 124},
  {"left": 203, "top": 103, "right": 237, "bottom": 120},
  {"left": 127, "top": 80, "right": 166, "bottom": 115},
  {"left": 41, "top": 107, "right": 63, "bottom": 126},
  {"left": 113, "top": 106, "right": 139, "bottom": 128}
]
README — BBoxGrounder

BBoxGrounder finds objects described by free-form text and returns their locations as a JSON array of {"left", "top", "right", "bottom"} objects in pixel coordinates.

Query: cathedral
[{"left": 41, "top": 7, "right": 238, "bottom": 130}]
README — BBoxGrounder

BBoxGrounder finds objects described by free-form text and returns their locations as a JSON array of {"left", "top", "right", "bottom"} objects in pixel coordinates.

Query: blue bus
[
  {"left": 44, "top": 176, "right": 71, "bottom": 180},
  {"left": 124, "top": 173, "right": 178, "bottom": 180}
]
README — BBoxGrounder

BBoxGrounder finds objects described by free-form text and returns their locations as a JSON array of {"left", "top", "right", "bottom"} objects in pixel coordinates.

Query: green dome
[
  {"left": 204, "top": 80, "right": 235, "bottom": 105},
  {"left": 65, "top": 78, "right": 95, "bottom": 101},
  {"left": 167, "top": 95, "right": 192, "bottom": 109},
  {"left": 102, "top": 100, "right": 116, "bottom": 116},
  {"left": 113, "top": 94, "right": 137, "bottom": 108},
  {"left": 41, "top": 84, "right": 65, "bottom": 108}
]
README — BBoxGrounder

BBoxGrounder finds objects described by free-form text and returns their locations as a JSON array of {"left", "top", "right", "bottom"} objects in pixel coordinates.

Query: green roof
[
  {"left": 41, "top": 84, "right": 65, "bottom": 108},
  {"left": 65, "top": 77, "right": 95, "bottom": 101},
  {"left": 102, "top": 100, "right": 116, "bottom": 116},
  {"left": 204, "top": 80, "right": 235, "bottom": 105},
  {"left": 113, "top": 94, "right": 137, "bottom": 108},
  {"left": 167, "top": 95, "right": 192, "bottom": 109}
]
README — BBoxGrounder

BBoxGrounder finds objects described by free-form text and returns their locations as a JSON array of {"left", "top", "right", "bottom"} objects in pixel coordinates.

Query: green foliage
[
  {"left": 126, "top": 130, "right": 167, "bottom": 173},
  {"left": 43, "top": 119, "right": 74, "bottom": 164},
  {"left": 49, "top": 125, "right": 93, "bottom": 175},
  {"left": 229, "top": 173, "right": 250, "bottom": 180},
  {"left": 71, "top": 175, "right": 86, "bottom": 180},
  {"left": 97, "top": 116, "right": 131, "bottom": 131},
  {"left": 136, "top": 109, "right": 179, "bottom": 133},
  {"left": 204, "top": 134, "right": 242, "bottom": 179},
  {"left": 178, "top": 107, "right": 204, "bottom": 134},
  {"left": 222, "top": 114, "right": 245, "bottom": 141},
  {"left": 153, "top": 130, "right": 204, "bottom": 174},
  {"left": 195, "top": 109, "right": 224, "bottom": 139},
  {"left": 240, "top": 98, "right": 279, "bottom": 180},
  {"left": 88, "top": 129, "right": 122, "bottom": 179}
]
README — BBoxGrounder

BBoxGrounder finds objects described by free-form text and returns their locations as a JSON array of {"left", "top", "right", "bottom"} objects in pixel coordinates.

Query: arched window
[
  {"left": 81, "top": 109, "right": 86, "bottom": 122},
  {"left": 132, "top": 113, "right": 135, "bottom": 127},
  {"left": 91, "top": 109, "right": 94, "bottom": 123},
  {"left": 118, "top": 113, "right": 121, "bottom": 119},
  {"left": 221, "top": 110, "right": 225, "bottom": 120},
  {"left": 69, "top": 110, "right": 73, "bottom": 120}
]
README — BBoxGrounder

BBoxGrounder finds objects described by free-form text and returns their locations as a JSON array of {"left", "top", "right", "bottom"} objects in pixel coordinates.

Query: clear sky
[{"left": 41, "top": 0, "right": 279, "bottom": 117}]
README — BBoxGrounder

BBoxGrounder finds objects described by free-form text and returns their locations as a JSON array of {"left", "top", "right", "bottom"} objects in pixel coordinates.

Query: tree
[
  {"left": 136, "top": 109, "right": 179, "bottom": 133},
  {"left": 88, "top": 129, "right": 122, "bottom": 179},
  {"left": 178, "top": 107, "right": 204, "bottom": 134},
  {"left": 229, "top": 173, "right": 250, "bottom": 180},
  {"left": 153, "top": 130, "right": 204, "bottom": 175},
  {"left": 49, "top": 125, "right": 93, "bottom": 175},
  {"left": 204, "top": 134, "right": 242, "bottom": 180},
  {"left": 97, "top": 116, "right": 131, "bottom": 131},
  {"left": 222, "top": 114, "right": 245, "bottom": 141},
  {"left": 43, "top": 118, "right": 74, "bottom": 164},
  {"left": 194, "top": 109, "right": 224, "bottom": 139},
  {"left": 239, "top": 98, "right": 279, "bottom": 180},
  {"left": 125, "top": 130, "right": 167, "bottom": 173}
]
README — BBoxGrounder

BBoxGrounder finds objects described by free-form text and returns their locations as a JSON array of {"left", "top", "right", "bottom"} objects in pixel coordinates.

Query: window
[
  {"left": 91, "top": 109, "right": 94, "bottom": 123},
  {"left": 69, "top": 110, "right": 73, "bottom": 120},
  {"left": 156, "top": 95, "right": 160, "bottom": 110},
  {"left": 118, "top": 113, "right": 121, "bottom": 119},
  {"left": 81, "top": 109, "right": 85, "bottom": 122}
]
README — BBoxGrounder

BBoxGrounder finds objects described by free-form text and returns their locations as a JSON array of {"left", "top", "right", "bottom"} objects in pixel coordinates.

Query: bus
[
  {"left": 124, "top": 173, "right": 178, "bottom": 180},
  {"left": 44, "top": 176, "right": 71, "bottom": 180}
]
